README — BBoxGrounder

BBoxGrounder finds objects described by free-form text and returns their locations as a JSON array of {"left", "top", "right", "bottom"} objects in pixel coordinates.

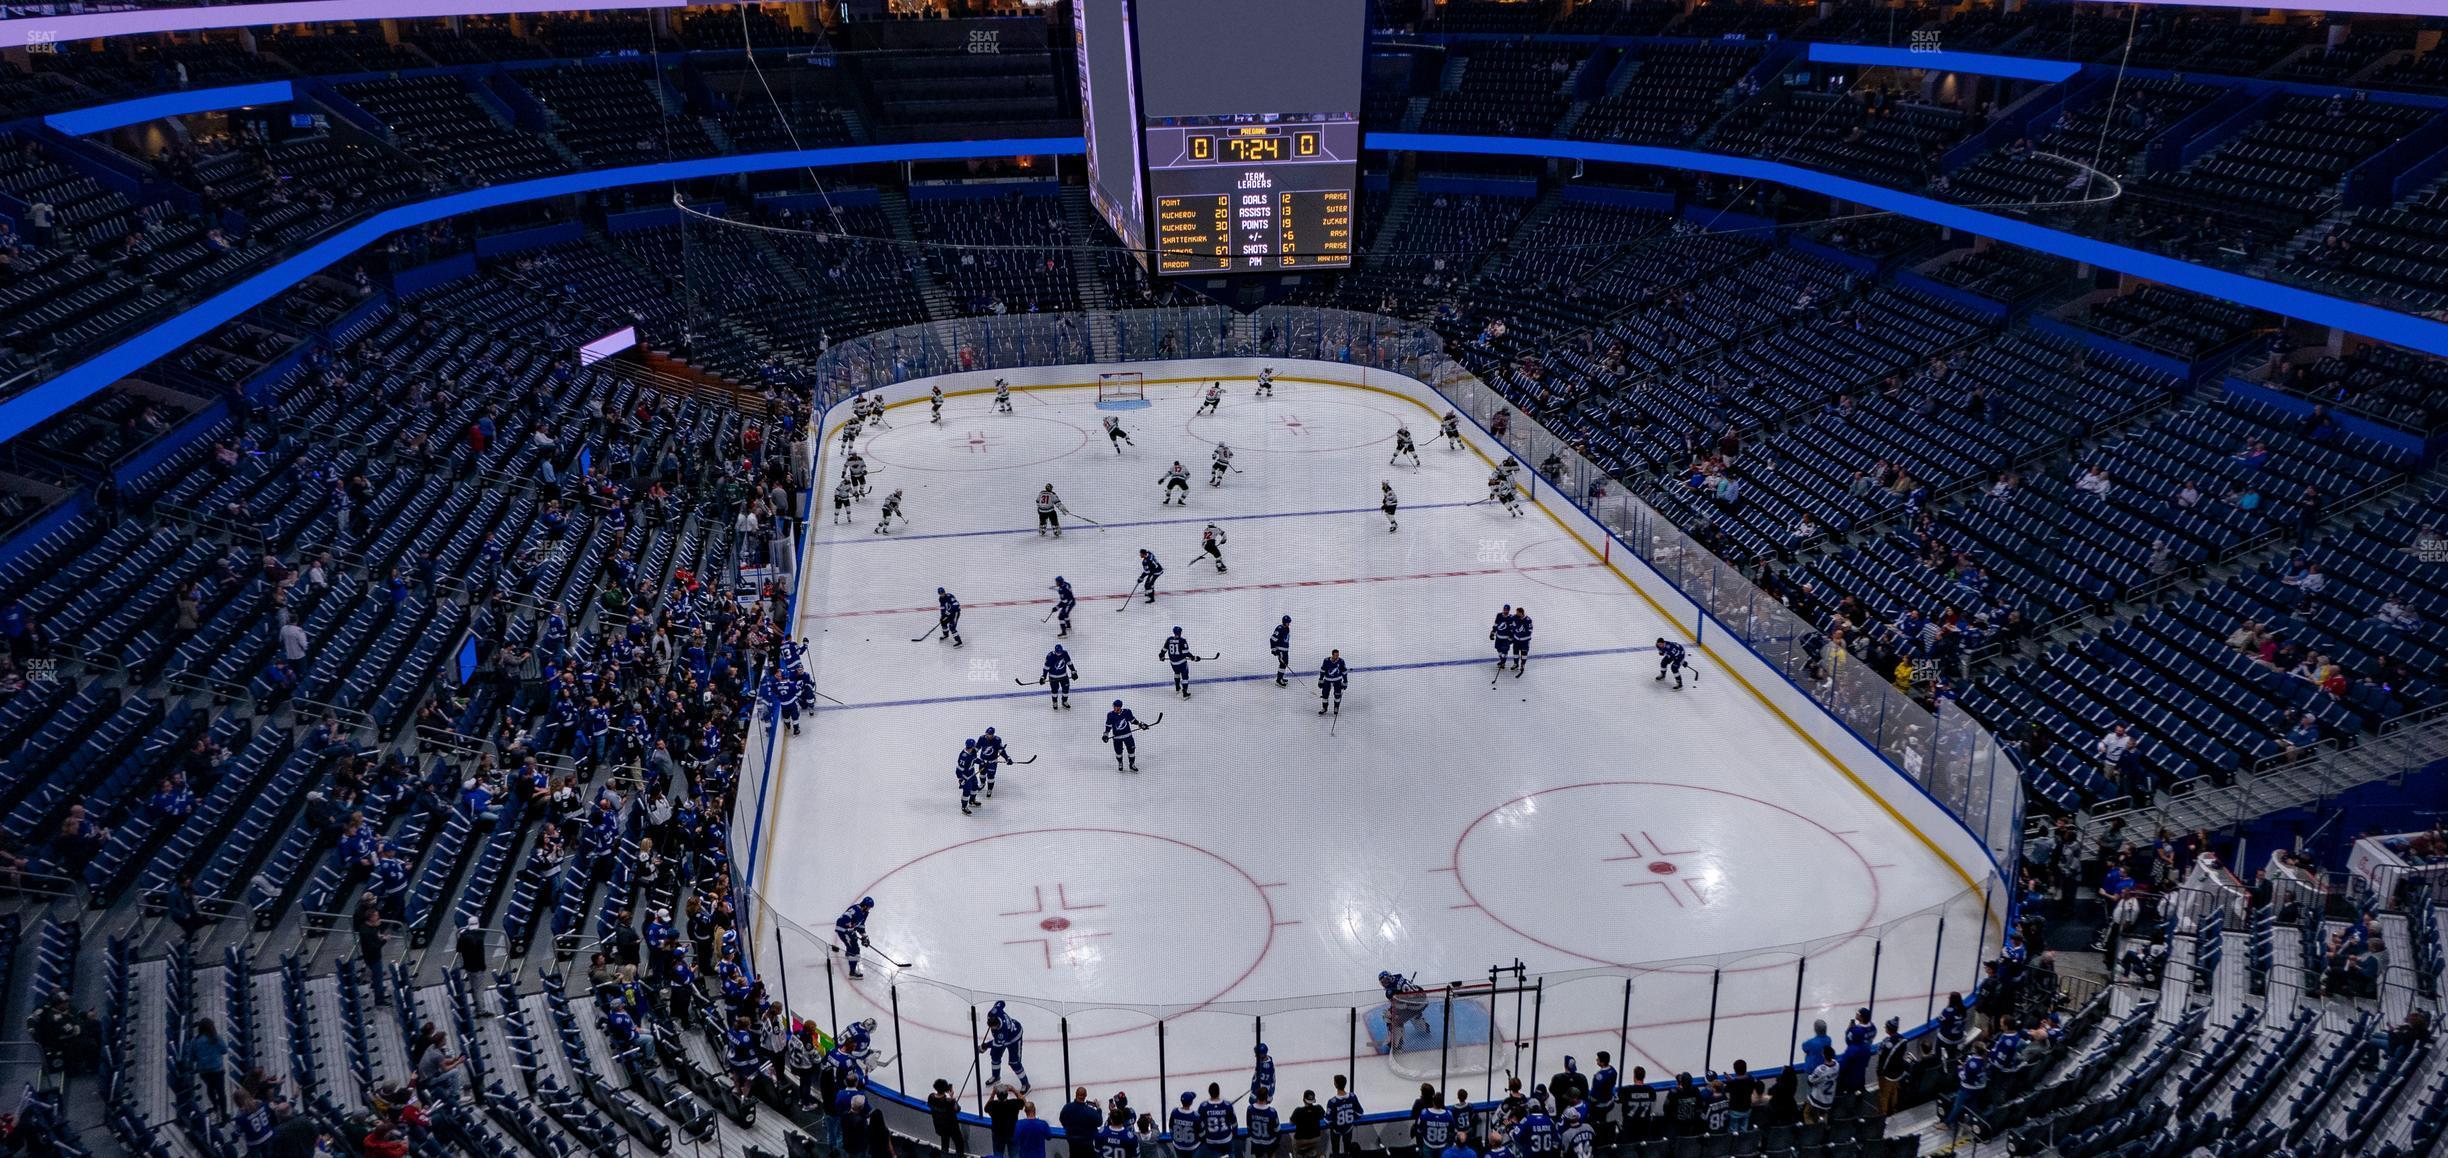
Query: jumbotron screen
[{"left": 1078, "top": 0, "right": 1365, "bottom": 275}]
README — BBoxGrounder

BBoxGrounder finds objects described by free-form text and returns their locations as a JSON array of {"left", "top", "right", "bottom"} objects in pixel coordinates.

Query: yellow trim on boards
[{"left": 760, "top": 370, "right": 1996, "bottom": 956}]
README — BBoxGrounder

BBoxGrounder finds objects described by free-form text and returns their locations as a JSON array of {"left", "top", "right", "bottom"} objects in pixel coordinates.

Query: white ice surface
[{"left": 761, "top": 363, "right": 1988, "bottom": 1112}]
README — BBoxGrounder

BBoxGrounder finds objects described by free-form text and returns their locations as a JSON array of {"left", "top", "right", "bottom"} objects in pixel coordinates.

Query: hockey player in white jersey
[
  {"left": 832, "top": 479, "right": 852, "bottom": 524},
  {"left": 1209, "top": 443, "right": 1235, "bottom": 486},
  {"left": 1255, "top": 367, "right": 1275, "bottom": 396},
  {"left": 1159, "top": 461, "right": 1191, "bottom": 506},
  {"left": 874, "top": 488, "right": 905, "bottom": 534},
  {"left": 930, "top": 384, "right": 945, "bottom": 424},
  {"left": 1380, "top": 482, "right": 1399, "bottom": 532},
  {"left": 1199, "top": 524, "right": 1227, "bottom": 573},
  {"left": 1440, "top": 411, "right": 1463, "bottom": 448},
  {"left": 1197, "top": 382, "right": 1223, "bottom": 415},
  {"left": 1036, "top": 484, "right": 1064, "bottom": 537},
  {"left": 1103, "top": 414, "right": 1134, "bottom": 453},
  {"left": 1390, "top": 424, "right": 1420, "bottom": 467},
  {"left": 994, "top": 378, "right": 1014, "bottom": 414}
]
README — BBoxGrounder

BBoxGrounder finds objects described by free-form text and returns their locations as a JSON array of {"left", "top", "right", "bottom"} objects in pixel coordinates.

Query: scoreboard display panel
[
  {"left": 1078, "top": 0, "right": 1365, "bottom": 276},
  {"left": 1146, "top": 118, "right": 1357, "bottom": 273}
]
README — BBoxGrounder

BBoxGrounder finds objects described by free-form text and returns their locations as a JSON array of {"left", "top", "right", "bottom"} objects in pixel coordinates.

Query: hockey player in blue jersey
[
  {"left": 1051, "top": 576, "right": 1078, "bottom": 637},
  {"left": 1500, "top": 608, "right": 1533, "bottom": 675},
  {"left": 936, "top": 588, "right": 965, "bottom": 647},
  {"left": 1159, "top": 627, "right": 1201, "bottom": 698},
  {"left": 1040, "top": 644, "right": 1079, "bottom": 709},
  {"left": 981, "top": 1002, "right": 1030, "bottom": 1092},
  {"left": 1654, "top": 637, "right": 1687, "bottom": 689},
  {"left": 1317, "top": 650, "right": 1349, "bottom": 716},
  {"left": 1377, "top": 972, "right": 1432, "bottom": 1053},
  {"left": 1103, "top": 699, "right": 1146, "bottom": 773},
  {"left": 976, "top": 727, "right": 1012, "bottom": 797},
  {"left": 1270, "top": 616, "right": 1293, "bottom": 686},
  {"left": 1251, "top": 1043, "right": 1275, "bottom": 1100},
  {"left": 1490, "top": 605, "right": 1513, "bottom": 672},
  {"left": 835, "top": 896, "right": 875, "bottom": 977},
  {"left": 956, "top": 739, "right": 984, "bottom": 815},
  {"left": 1135, "top": 550, "right": 1164, "bottom": 603}
]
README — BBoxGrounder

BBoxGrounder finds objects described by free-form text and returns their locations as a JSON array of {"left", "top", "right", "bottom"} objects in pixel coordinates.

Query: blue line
[
  {"left": 818, "top": 500, "right": 1479, "bottom": 545},
  {"left": 813, "top": 645, "right": 1655, "bottom": 713}
]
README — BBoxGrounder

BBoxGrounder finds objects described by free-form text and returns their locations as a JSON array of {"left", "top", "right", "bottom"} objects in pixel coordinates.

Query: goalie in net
[{"left": 1369, "top": 972, "right": 1505, "bottom": 1077}]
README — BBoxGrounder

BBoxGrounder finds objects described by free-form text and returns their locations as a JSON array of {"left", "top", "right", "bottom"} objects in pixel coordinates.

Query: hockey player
[
  {"left": 1490, "top": 605, "right": 1514, "bottom": 672},
  {"left": 1159, "top": 627, "right": 1199, "bottom": 698},
  {"left": 874, "top": 488, "right": 904, "bottom": 534},
  {"left": 1255, "top": 367, "right": 1275, "bottom": 397},
  {"left": 1159, "top": 461, "right": 1191, "bottom": 506},
  {"left": 995, "top": 378, "right": 1014, "bottom": 414},
  {"left": 1317, "top": 649, "right": 1349, "bottom": 715},
  {"left": 1040, "top": 644, "right": 1078, "bottom": 709},
  {"left": 1051, "top": 575, "right": 1078, "bottom": 636},
  {"left": 1209, "top": 443, "right": 1234, "bottom": 487},
  {"left": 1377, "top": 972, "right": 1431, "bottom": 1054},
  {"left": 840, "top": 413, "right": 864, "bottom": 449},
  {"left": 1037, "top": 484, "right": 1065, "bottom": 537},
  {"left": 845, "top": 451, "right": 870, "bottom": 498},
  {"left": 1136, "top": 549, "right": 1163, "bottom": 603},
  {"left": 1104, "top": 414, "right": 1135, "bottom": 453},
  {"left": 935, "top": 587, "right": 965, "bottom": 647},
  {"left": 1488, "top": 468, "right": 1523, "bottom": 516},
  {"left": 1269, "top": 615, "right": 1292, "bottom": 687},
  {"left": 1440, "top": 411, "right": 1463, "bottom": 449},
  {"left": 1198, "top": 382, "right": 1223, "bottom": 415},
  {"left": 1654, "top": 637, "right": 1688, "bottom": 689},
  {"left": 956, "top": 738, "right": 983, "bottom": 815},
  {"left": 1390, "top": 424, "right": 1420, "bottom": 467},
  {"left": 981, "top": 1001, "right": 1029, "bottom": 1092},
  {"left": 832, "top": 479, "right": 853, "bottom": 524},
  {"left": 866, "top": 394, "right": 891, "bottom": 429},
  {"left": 1103, "top": 699, "right": 1146, "bottom": 773},
  {"left": 1252, "top": 1043, "right": 1276, "bottom": 1101},
  {"left": 1326, "top": 1078, "right": 1362, "bottom": 1157},
  {"left": 1199, "top": 523, "right": 1228, "bottom": 573},
  {"left": 1380, "top": 482, "right": 1399, "bottom": 532},
  {"left": 976, "top": 726, "right": 1011, "bottom": 797},
  {"left": 835, "top": 896, "right": 875, "bottom": 977},
  {"left": 1504, "top": 607, "right": 1533, "bottom": 675},
  {"left": 930, "top": 384, "right": 945, "bottom": 424}
]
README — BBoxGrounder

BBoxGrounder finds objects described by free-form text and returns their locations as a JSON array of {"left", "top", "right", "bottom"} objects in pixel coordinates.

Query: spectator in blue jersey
[
  {"left": 1798, "top": 1019, "right": 1832, "bottom": 1073},
  {"left": 1062, "top": 1089, "right": 1103, "bottom": 1158},
  {"left": 1013, "top": 1101, "right": 1053, "bottom": 1158}
]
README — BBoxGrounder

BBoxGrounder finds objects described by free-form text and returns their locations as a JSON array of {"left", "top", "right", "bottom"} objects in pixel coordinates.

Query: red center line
[{"left": 809, "top": 562, "right": 1608, "bottom": 619}]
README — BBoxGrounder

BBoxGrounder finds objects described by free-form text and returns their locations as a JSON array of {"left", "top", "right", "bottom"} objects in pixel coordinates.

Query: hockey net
[
  {"left": 1096, "top": 371, "right": 1147, "bottom": 405},
  {"left": 1367, "top": 983, "right": 1509, "bottom": 1081}
]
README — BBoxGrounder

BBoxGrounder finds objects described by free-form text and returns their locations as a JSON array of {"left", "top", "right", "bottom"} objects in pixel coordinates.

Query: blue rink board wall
[{"left": 731, "top": 353, "right": 2011, "bottom": 1138}]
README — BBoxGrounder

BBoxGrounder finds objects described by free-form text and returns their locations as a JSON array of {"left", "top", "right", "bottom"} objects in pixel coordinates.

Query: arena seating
[{"left": 336, "top": 75, "right": 572, "bottom": 188}]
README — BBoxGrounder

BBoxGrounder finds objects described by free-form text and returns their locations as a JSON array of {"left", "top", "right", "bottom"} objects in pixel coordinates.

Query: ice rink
[{"left": 758, "top": 361, "right": 1992, "bottom": 1112}]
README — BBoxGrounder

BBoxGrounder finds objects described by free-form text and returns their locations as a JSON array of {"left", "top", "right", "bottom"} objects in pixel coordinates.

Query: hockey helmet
[
  {"left": 1255, "top": 1043, "right": 1268, "bottom": 1056},
  {"left": 859, "top": 1017, "right": 879, "bottom": 1033},
  {"left": 859, "top": 897, "right": 875, "bottom": 909},
  {"left": 1282, "top": 615, "right": 1292, "bottom": 623},
  {"left": 1112, "top": 699, "right": 1125, "bottom": 708},
  {"left": 983, "top": 727, "right": 996, "bottom": 736}
]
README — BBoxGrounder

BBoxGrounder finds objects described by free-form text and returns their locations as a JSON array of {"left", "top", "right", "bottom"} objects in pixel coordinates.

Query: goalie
[{"left": 1376, "top": 971, "right": 1432, "bottom": 1053}]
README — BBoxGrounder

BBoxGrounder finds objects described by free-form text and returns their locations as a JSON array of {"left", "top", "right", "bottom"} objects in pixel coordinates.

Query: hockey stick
[
  {"left": 1116, "top": 577, "right": 1146, "bottom": 611},
  {"left": 1196, "top": 652, "right": 1222, "bottom": 662},
  {"left": 1136, "top": 713, "right": 1164, "bottom": 730},
  {"left": 1015, "top": 676, "right": 1045, "bottom": 687},
  {"left": 1008, "top": 754, "right": 1040, "bottom": 765},
  {"left": 910, "top": 623, "right": 942, "bottom": 643}
]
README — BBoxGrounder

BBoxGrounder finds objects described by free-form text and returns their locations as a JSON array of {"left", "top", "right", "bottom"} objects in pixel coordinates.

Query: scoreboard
[
  {"left": 1078, "top": 0, "right": 1364, "bottom": 277},
  {"left": 1146, "top": 119, "right": 1358, "bottom": 273}
]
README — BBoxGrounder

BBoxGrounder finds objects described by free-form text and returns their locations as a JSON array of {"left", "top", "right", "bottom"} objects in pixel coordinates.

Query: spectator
[
  {"left": 1013, "top": 1101, "right": 1053, "bottom": 1158},
  {"left": 931, "top": 1078, "right": 968, "bottom": 1155},
  {"left": 188, "top": 1019, "right": 231, "bottom": 1116},
  {"left": 2097, "top": 723, "right": 2135, "bottom": 784},
  {"left": 1290, "top": 1090, "right": 1325, "bottom": 1158},
  {"left": 986, "top": 1085, "right": 1026, "bottom": 1158},
  {"left": 1802, "top": 1053, "right": 1838, "bottom": 1124},
  {"left": 1062, "top": 1088, "right": 1102, "bottom": 1158},
  {"left": 1799, "top": 1018, "right": 1832, "bottom": 1072},
  {"left": 1720, "top": 1060, "right": 1757, "bottom": 1134},
  {"left": 415, "top": 1035, "right": 466, "bottom": 1104}
]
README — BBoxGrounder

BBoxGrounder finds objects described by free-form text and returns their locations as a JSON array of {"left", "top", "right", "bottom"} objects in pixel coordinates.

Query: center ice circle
[
  {"left": 862, "top": 413, "right": 1089, "bottom": 472},
  {"left": 1451, "top": 782, "right": 1879, "bottom": 967},
  {"left": 853, "top": 828, "right": 1276, "bottom": 1013}
]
